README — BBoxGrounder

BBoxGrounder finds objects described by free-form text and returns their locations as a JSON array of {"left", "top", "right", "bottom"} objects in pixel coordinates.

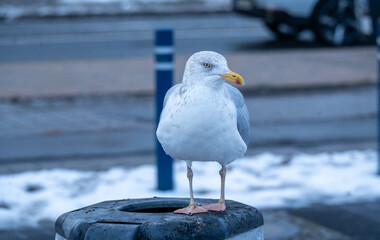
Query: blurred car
[{"left": 233, "top": 0, "right": 373, "bottom": 46}]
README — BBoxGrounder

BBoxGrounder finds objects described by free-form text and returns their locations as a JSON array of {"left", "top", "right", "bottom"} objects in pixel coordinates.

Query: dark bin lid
[{"left": 55, "top": 197, "right": 263, "bottom": 240}]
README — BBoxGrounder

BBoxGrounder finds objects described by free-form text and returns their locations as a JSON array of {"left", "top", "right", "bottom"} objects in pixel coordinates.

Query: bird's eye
[{"left": 203, "top": 62, "right": 211, "bottom": 68}]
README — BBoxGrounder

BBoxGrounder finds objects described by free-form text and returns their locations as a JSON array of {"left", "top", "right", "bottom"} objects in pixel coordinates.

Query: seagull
[{"left": 156, "top": 51, "right": 250, "bottom": 215}]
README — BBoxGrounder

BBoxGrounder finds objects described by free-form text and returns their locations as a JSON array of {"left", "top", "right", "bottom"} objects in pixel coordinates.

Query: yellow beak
[{"left": 220, "top": 70, "right": 244, "bottom": 85}]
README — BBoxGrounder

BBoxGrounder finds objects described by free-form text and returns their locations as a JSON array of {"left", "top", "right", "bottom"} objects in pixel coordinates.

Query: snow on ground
[
  {"left": 0, "top": 0, "right": 231, "bottom": 20},
  {"left": 0, "top": 150, "right": 379, "bottom": 229}
]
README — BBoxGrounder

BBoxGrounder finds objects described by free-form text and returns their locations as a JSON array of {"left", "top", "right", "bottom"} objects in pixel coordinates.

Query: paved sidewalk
[
  {"left": 262, "top": 209, "right": 354, "bottom": 240},
  {"left": 288, "top": 201, "right": 380, "bottom": 240},
  {"left": 0, "top": 47, "right": 376, "bottom": 99}
]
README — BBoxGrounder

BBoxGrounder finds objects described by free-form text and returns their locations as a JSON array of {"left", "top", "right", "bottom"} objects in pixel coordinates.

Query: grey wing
[
  {"left": 163, "top": 83, "right": 182, "bottom": 108},
  {"left": 224, "top": 83, "right": 251, "bottom": 146}
]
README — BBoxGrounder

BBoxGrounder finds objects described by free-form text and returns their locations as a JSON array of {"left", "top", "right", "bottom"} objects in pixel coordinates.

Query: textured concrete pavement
[{"left": 288, "top": 201, "right": 380, "bottom": 240}]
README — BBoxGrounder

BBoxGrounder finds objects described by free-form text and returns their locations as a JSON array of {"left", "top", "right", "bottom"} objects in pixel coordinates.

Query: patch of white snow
[{"left": 0, "top": 150, "right": 379, "bottom": 229}]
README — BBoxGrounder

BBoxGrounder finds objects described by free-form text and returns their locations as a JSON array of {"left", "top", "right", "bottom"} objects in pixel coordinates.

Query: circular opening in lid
[
  {"left": 118, "top": 200, "right": 188, "bottom": 213},
  {"left": 124, "top": 207, "right": 179, "bottom": 213}
]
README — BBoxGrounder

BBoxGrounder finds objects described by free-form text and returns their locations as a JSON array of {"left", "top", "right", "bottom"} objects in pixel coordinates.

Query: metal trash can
[{"left": 55, "top": 197, "right": 264, "bottom": 240}]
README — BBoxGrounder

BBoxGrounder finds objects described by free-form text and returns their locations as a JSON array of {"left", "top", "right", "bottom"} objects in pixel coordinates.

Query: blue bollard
[
  {"left": 155, "top": 29, "right": 174, "bottom": 190},
  {"left": 378, "top": 19, "right": 380, "bottom": 175}
]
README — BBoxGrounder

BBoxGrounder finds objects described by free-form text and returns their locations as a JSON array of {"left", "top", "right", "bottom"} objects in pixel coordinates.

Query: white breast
[{"left": 156, "top": 84, "right": 247, "bottom": 164}]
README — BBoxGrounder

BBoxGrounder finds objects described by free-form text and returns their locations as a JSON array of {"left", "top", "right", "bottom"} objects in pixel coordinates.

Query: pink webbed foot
[
  {"left": 174, "top": 204, "right": 207, "bottom": 215},
  {"left": 201, "top": 202, "right": 226, "bottom": 212}
]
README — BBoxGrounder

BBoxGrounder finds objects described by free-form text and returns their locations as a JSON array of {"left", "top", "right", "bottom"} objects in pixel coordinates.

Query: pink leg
[
  {"left": 174, "top": 166, "right": 207, "bottom": 215},
  {"left": 202, "top": 165, "right": 226, "bottom": 212}
]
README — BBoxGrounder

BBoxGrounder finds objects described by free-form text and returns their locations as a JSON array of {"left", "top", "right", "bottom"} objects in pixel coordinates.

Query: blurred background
[{"left": 0, "top": 0, "right": 379, "bottom": 239}]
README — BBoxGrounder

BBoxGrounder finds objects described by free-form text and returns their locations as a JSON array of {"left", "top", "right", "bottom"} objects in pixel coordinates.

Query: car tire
[
  {"left": 265, "top": 22, "right": 299, "bottom": 40},
  {"left": 312, "top": 0, "right": 360, "bottom": 46}
]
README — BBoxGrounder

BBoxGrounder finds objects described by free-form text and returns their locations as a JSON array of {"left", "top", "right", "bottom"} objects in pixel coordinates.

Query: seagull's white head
[{"left": 183, "top": 51, "right": 244, "bottom": 87}]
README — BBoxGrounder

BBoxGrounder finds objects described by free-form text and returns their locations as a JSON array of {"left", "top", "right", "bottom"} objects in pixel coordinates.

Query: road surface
[
  {"left": 0, "top": 85, "right": 376, "bottom": 173},
  {"left": 0, "top": 13, "right": 321, "bottom": 62}
]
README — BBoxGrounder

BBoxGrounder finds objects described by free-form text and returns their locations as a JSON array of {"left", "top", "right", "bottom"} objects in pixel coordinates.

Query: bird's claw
[
  {"left": 174, "top": 204, "right": 207, "bottom": 215},
  {"left": 201, "top": 202, "right": 226, "bottom": 212}
]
